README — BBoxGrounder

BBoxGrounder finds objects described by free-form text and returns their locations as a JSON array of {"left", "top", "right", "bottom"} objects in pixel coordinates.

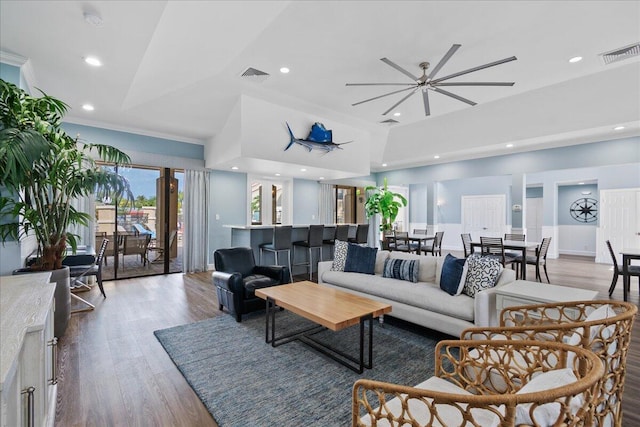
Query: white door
[
  {"left": 462, "top": 195, "right": 506, "bottom": 238},
  {"left": 598, "top": 188, "right": 640, "bottom": 263},
  {"left": 526, "top": 198, "right": 543, "bottom": 243}
]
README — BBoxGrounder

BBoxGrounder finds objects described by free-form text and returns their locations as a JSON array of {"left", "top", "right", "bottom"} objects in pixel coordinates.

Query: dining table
[
  {"left": 407, "top": 234, "right": 435, "bottom": 255},
  {"left": 470, "top": 239, "right": 539, "bottom": 280},
  {"left": 620, "top": 248, "right": 640, "bottom": 302}
]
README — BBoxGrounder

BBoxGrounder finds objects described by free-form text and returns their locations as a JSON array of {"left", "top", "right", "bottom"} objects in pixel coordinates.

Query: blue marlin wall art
[{"left": 284, "top": 122, "right": 352, "bottom": 153}]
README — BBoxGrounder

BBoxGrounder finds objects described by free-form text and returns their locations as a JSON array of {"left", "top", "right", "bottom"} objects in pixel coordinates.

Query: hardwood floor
[{"left": 55, "top": 254, "right": 640, "bottom": 426}]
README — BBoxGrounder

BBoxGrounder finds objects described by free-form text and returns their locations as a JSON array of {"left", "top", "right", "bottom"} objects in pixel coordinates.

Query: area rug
[{"left": 154, "top": 311, "right": 447, "bottom": 427}]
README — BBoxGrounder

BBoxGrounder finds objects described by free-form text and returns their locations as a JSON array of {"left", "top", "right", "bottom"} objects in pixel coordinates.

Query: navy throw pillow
[
  {"left": 382, "top": 258, "right": 419, "bottom": 283},
  {"left": 344, "top": 244, "right": 378, "bottom": 274},
  {"left": 440, "top": 254, "right": 467, "bottom": 296}
]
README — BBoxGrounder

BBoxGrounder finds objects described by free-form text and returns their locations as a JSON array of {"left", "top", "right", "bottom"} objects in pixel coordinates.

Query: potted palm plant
[
  {"left": 364, "top": 177, "right": 407, "bottom": 232},
  {"left": 0, "top": 79, "right": 132, "bottom": 336}
]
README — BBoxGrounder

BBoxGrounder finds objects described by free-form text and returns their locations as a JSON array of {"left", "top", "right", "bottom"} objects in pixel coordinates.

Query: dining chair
[
  {"left": 461, "top": 233, "right": 472, "bottom": 258},
  {"left": 348, "top": 223, "right": 369, "bottom": 245},
  {"left": 423, "top": 231, "right": 444, "bottom": 256},
  {"left": 260, "top": 225, "right": 293, "bottom": 282},
  {"left": 413, "top": 229, "right": 428, "bottom": 235},
  {"left": 293, "top": 224, "right": 325, "bottom": 280},
  {"left": 382, "top": 231, "right": 396, "bottom": 250},
  {"left": 480, "top": 236, "right": 516, "bottom": 267},
  {"left": 606, "top": 240, "right": 640, "bottom": 297},
  {"left": 504, "top": 233, "right": 525, "bottom": 258},
  {"left": 392, "top": 231, "right": 412, "bottom": 253},
  {"left": 514, "top": 237, "right": 552, "bottom": 282}
]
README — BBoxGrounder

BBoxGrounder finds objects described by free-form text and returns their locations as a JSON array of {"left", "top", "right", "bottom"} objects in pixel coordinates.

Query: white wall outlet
[{"left": 215, "top": 214, "right": 220, "bottom": 220}]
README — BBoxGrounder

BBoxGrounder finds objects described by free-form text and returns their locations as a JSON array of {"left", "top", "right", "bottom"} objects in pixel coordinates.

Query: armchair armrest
[
  {"left": 254, "top": 265, "right": 289, "bottom": 283},
  {"left": 317, "top": 261, "right": 332, "bottom": 284},
  {"left": 212, "top": 271, "right": 244, "bottom": 294}
]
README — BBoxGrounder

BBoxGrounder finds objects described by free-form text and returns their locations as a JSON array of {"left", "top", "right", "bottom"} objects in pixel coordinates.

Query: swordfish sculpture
[{"left": 284, "top": 122, "right": 351, "bottom": 153}]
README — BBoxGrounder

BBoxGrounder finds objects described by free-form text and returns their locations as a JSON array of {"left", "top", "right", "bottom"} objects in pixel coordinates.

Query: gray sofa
[{"left": 318, "top": 250, "right": 517, "bottom": 337}]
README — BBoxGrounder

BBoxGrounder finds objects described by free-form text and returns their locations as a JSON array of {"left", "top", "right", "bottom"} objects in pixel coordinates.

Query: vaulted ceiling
[{"left": 1, "top": 1, "right": 639, "bottom": 177}]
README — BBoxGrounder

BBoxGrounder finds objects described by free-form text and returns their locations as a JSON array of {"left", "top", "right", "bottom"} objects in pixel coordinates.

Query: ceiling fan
[{"left": 346, "top": 44, "right": 517, "bottom": 117}]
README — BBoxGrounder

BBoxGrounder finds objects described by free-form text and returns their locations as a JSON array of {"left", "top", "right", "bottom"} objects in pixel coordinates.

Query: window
[{"left": 248, "top": 176, "right": 292, "bottom": 225}]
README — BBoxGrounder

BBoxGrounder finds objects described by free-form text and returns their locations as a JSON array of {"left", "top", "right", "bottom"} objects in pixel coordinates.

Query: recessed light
[
  {"left": 280, "top": 67, "right": 290, "bottom": 74},
  {"left": 578, "top": 182, "right": 585, "bottom": 185},
  {"left": 393, "top": 112, "right": 401, "bottom": 117},
  {"left": 231, "top": 166, "right": 239, "bottom": 170},
  {"left": 433, "top": 155, "right": 440, "bottom": 159},
  {"left": 319, "top": 177, "right": 325, "bottom": 180},
  {"left": 300, "top": 168, "right": 307, "bottom": 172},
  {"left": 506, "top": 143, "right": 514, "bottom": 148},
  {"left": 275, "top": 173, "right": 281, "bottom": 176},
  {"left": 381, "top": 163, "right": 387, "bottom": 167},
  {"left": 82, "top": 104, "right": 94, "bottom": 111},
  {"left": 569, "top": 56, "right": 583, "bottom": 63},
  {"left": 614, "top": 126, "right": 625, "bottom": 131},
  {"left": 84, "top": 56, "right": 102, "bottom": 67}
]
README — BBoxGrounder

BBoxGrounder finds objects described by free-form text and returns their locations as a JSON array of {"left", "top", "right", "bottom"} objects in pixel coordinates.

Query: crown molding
[
  {"left": 0, "top": 51, "right": 38, "bottom": 94},
  {"left": 62, "top": 115, "right": 206, "bottom": 146}
]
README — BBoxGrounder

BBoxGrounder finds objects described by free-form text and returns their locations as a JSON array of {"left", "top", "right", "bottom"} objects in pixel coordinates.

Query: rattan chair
[
  {"left": 354, "top": 339, "right": 604, "bottom": 427},
  {"left": 461, "top": 300, "right": 638, "bottom": 427}
]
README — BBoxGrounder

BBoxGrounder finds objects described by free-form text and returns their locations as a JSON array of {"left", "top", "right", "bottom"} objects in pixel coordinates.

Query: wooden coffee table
[{"left": 255, "top": 281, "right": 392, "bottom": 373}]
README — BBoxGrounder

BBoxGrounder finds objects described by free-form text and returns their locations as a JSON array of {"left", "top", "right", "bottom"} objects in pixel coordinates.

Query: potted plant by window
[
  {"left": 364, "top": 177, "right": 407, "bottom": 236},
  {"left": 0, "top": 79, "right": 132, "bottom": 336}
]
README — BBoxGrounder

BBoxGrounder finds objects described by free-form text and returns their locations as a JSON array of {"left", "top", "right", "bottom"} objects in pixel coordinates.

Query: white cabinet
[{"left": 1, "top": 273, "right": 57, "bottom": 427}]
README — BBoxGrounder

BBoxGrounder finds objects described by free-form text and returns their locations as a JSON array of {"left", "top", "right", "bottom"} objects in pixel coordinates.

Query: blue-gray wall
[
  {"left": 209, "top": 170, "right": 247, "bottom": 256},
  {"left": 292, "top": 179, "right": 321, "bottom": 224},
  {"left": 436, "top": 175, "right": 513, "bottom": 224},
  {"left": 558, "top": 184, "right": 599, "bottom": 226},
  {"left": 0, "top": 63, "right": 20, "bottom": 86},
  {"left": 526, "top": 187, "right": 544, "bottom": 198}
]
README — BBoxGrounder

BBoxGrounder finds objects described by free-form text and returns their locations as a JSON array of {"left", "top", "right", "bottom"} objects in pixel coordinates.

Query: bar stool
[
  {"left": 259, "top": 225, "right": 293, "bottom": 282},
  {"left": 293, "top": 224, "right": 325, "bottom": 280},
  {"left": 324, "top": 224, "right": 351, "bottom": 260},
  {"left": 348, "top": 223, "right": 369, "bottom": 245},
  {"left": 321, "top": 225, "right": 336, "bottom": 261}
]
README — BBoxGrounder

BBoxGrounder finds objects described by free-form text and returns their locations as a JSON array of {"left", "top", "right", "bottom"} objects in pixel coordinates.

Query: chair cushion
[
  {"left": 243, "top": 274, "right": 280, "bottom": 298},
  {"left": 344, "top": 244, "right": 378, "bottom": 274}
]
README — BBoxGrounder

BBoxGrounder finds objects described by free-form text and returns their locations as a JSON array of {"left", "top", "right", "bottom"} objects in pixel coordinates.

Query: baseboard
[
  {"left": 207, "top": 263, "right": 216, "bottom": 271},
  {"left": 559, "top": 250, "right": 596, "bottom": 257}
]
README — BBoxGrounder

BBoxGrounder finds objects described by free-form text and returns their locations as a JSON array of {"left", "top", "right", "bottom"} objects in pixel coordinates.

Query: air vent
[
  {"left": 239, "top": 67, "right": 270, "bottom": 83},
  {"left": 380, "top": 119, "right": 399, "bottom": 125},
  {"left": 600, "top": 42, "right": 640, "bottom": 65}
]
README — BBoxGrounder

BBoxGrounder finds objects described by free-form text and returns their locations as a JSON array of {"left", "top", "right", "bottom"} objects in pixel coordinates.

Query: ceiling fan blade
[
  {"left": 431, "top": 56, "right": 517, "bottom": 84},
  {"left": 346, "top": 83, "right": 417, "bottom": 86},
  {"left": 432, "top": 87, "right": 476, "bottom": 106},
  {"left": 382, "top": 88, "right": 419, "bottom": 115},
  {"left": 427, "top": 44, "right": 461, "bottom": 80},
  {"left": 352, "top": 86, "right": 417, "bottom": 106},
  {"left": 433, "top": 82, "right": 515, "bottom": 86},
  {"left": 380, "top": 58, "right": 419, "bottom": 81},
  {"left": 422, "top": 89, "right": 431, "bottom": 116}
]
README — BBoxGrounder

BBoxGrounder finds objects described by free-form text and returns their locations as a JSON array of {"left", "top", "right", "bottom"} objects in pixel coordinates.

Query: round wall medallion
[{"left": 569, "top": 198, "right": 598, "bottom": 223}]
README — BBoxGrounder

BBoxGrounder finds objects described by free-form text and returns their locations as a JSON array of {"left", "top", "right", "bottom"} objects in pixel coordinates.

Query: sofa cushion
[
  {"left": 383, "top": 258, "right": 419, "bottom": 283},
  {"left": 440, "top": 254, "right": 467, "bottom": 296},
  {"left": 375, "top": 251, "right": 390, "bottom": 275},
  {"left": 242, "top": 274, "right": 280, "bottom": 298},
  {"left": 344, "top": 244, "right": 377, "bottom": 274},
  {"left": 321, "top": 271, "right": 476, "bottom": 321},
  {"left": 389, "top": 252, "right": 438, "bottom": 283},
  {"left": 331, "top": 240, "right": 349, "bottom": 271},
  {"left": 462, "top": 254, "right": 504, "bottom": 298}
]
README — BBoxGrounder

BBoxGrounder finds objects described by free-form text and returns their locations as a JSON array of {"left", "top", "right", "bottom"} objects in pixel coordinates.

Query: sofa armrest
[
  {"left": 317, "top": 261, "right": 333, "bottom": 284},
  {"left": 472, "top": 268, "right": 517, "bottom": 328},
  {"left": 254, "top": 265, "right": 289, "bottom": 283}
]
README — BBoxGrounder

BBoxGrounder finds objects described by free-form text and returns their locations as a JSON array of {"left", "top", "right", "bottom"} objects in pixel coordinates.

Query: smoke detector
[
  {"left": 239, "top": 67, "right": 270, "bottom": 83},
  {"left": 83, "top": 12, "right": 104, "bottom": 27},
  {"left": 600, "top": 42, "right": 640, "bottom": 65}
]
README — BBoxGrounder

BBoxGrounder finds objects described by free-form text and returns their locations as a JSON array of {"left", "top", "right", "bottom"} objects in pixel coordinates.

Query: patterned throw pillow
[
  {"left": 462, "top": 254, "right": 503, "bottom": 297},
  {"left": 382, "top": 258, "right": 419, "bottom": 283},
  {"left": 331, "top": 240, "right": 349, "bottom": 271}
]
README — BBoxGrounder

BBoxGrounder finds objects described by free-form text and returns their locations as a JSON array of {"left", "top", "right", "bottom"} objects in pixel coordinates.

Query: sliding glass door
[{"left": 95, "top": 165, "right": 183, "bottom": 279}]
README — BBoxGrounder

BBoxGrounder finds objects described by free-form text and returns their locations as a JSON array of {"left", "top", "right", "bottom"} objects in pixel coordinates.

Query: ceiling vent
[
  {"left": 600, "top": 42, "right": 640, "bottom": 65},
  {"left": 380, "top": 118, "right": 399, "bottom": 125},
  {"left": 240, "top": 67, "right": 270, "bottom": 83}
]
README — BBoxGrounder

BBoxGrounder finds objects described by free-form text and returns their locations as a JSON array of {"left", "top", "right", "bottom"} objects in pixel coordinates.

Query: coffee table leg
[{"left": 359, "top": 314, "right": 374, "bottom": 372}]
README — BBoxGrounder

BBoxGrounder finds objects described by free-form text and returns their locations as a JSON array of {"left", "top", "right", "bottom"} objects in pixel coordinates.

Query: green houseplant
[
  {"left": 364, "top": 177, "right": 407, "bottom": 232},
  {"left": 0, "top": 79, "right": 132, "bottom": 270}
]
